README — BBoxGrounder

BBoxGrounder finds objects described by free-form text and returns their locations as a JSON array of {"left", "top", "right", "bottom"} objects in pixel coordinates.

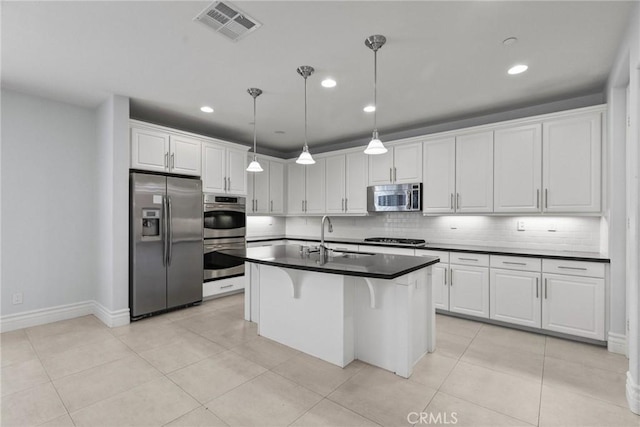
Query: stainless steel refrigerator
[{"left": 130, "top": 172, "right": 203, "bottom": 319}]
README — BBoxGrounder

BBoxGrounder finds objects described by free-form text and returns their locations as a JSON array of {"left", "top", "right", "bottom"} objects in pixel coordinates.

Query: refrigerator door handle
[
  {"left": 162, "top": 196, "right": 168, "bottom": 266},
  {"left": 167, "top": 195, "right": 173, "bottom": 266}
]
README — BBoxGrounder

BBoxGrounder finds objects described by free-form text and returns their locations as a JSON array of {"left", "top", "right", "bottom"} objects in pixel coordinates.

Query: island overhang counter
[{"left": 218, "top": 244, "right": 440, "bottom": 378}]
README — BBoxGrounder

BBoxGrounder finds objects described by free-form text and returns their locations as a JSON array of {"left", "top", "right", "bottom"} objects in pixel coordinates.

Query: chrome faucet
[{"left": 320, "top": 215, "right": 333, "bottom": 260}]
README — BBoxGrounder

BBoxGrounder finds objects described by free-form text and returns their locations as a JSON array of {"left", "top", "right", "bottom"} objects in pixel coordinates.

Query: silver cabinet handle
[
  {"left": 545, "top": 188, "right": 548, "bottom": 209},
  {"left": 536, "top": 277, "right": 539, "bottom": 298},
  {"left": 537, "top": 189, "right": 540, "bottom": 209},
  {"left": 457, "top": 193, "right": 461, "bottom": 210},
  {"left": 167, "top": 196, "right": 173, "bottom": 266},
  {"left": 389, "top": 168, "right": 392, "bottom": 182},
  {"left": 503, "top": 261, "right": 526, "bottom": 266},
  {"left": 164, "top": 152, "right": 168, "bottom": 168},
  {"left": 450, "top": 193, "right": 454, "bottom": 210},
  {"left": 171, "top": 153, "right": 175, "bottom": 169},
  {"left": 302, "top": 200, "right": 304, "bottom": 212},
  {"left": 544, "top": 278, "right": 548, "bottom": 299},
  {"left": 450, "top": 269, "right": 453, "bottom": 286},
  {"left": 228, "top": 177, "right": 231, "bottom": 190},
  {"left": 444, "top": 268, "right": 447, "bottom": 285},
  {"left": 342, "top": 198, "right": 345, "bottom": 211},
  {"left": 558, "top": 266, "right": 588, "bottom": 271},
  {"left": 223, "top": 177, "right": 227, "bottom": 192},
  {"left": 255, "top": 199, "right": 258, "bottom": 211},
  {"left": 345, "top": 198, "right": 348, "bottom": 211},
  {"left": 220, "top": 284, "right": 234, "bottom": 289},
  {"left": 271, "top": 200, "right": 273, "bottom": 212},
  {"left": 394, "top": 167, "right": 397, "bottom": 182},
  {"left": 458, "top": 257, "right": 478, "bottom": 261}
]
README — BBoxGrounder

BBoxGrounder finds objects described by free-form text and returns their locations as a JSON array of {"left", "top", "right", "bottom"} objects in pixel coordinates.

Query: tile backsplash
[
  {"left": 282, "top": 214, "right": 602, "bottom": 253},
  {"left": 246, "top": 216, "right": 287, "bottom": 238}
]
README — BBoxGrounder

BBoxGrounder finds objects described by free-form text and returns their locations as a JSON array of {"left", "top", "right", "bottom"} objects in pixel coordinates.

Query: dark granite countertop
[
  {"left": 218, "top": 244, "right": 440, "bottom": 280},
  {"left": 246, "top": 235, "right": 610, "bottom": 263}
]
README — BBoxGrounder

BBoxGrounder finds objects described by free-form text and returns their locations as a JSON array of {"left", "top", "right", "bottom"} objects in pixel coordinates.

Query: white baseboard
[
  {"left": 92, "top": 302, "right": 130, "bottom": 328},
  {"left": 626, "top": 371, "right": 640, "bottom": 414},
  {"left": 608, "top": 332, "right": 628, "bottom": 356},
  {"left": 0, "top": 300, "right": 130, "bottom": 332}
]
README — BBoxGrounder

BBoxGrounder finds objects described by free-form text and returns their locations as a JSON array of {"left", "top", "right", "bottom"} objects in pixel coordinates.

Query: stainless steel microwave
[{"left": 367, "top": 183, "right": 422, "bottom": 212}]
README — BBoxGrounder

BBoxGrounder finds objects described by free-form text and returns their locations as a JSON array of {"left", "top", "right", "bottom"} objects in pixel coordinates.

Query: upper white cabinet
[
  {"left": 455, "top": 131, "right": 494, "bottom": 213},
  {"left": 368, "top": 142, "right": 422, "bottom": 185},
  {"left": 131, "top": 126, "right": 201, "bottom": 176},
  {"left": 494, "top": 124, "right": 542, "bottom": 213},
  {"left": 326, "top": 152, "right": 368, "bottom": 214},
  {"left": 247, "top": 156, "right": 286, "bottom": 215},
  {"left": 542, "top": 112, "right": 601, "bottom": 213},
  {"left": 202, "top": 141, "right": 248, "bottom": 195},
  {"left": 423, "top": 137, "right": 456, "bottom": 214},
  {"left": 286, "top": 159, "right": 326, "bottom": 215}
]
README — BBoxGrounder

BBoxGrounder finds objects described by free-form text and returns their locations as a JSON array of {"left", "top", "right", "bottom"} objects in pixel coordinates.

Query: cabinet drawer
[
  {"left": 450, "top": 252, "right": 489, "bottom": 267},
  {"left": 490, "top": 255, "right": 541, "bottom": 272},
  {"left": 204, "top": 278, "right": 244, "bottom": 297},
  {"left": 415, "top": 249, "right": 449, "bottom": 264},
  {"left": 542, "top": 259, "right": 605, "bottom": 278}
]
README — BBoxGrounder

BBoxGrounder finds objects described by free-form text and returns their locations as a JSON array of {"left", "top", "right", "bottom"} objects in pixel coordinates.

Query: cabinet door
[
  {"left": 494, "top": 124, "right": 542, "bottom": 213},
  {"left": 345, "top": 151, "right": 368, "bottom": 214},
  {"left": 455, "top": 132, "right": 494, "bottom": 213},
  {"left": 393, "top": 142, "right": 423, "bottom": 184},
  {"left": 449, "top": 265, "right": 489, "bottom": 318},
  {"left": 226, "top": 148, "right": 247, "bottom": 195},
  {"left": 305, "top": 158, "right": 326, "bottom": 214},
  {"left": 368, "top": 150, "right": 394, "bottom": 185},
  {"left": 253, "top": 159, "right": 270, "bottom": 214},
  {"left": 423, "top": 137, "right": 456, "bottom": 214},
  {"left": 130, "top": 127, "right": 169, "bottom": 172},
  {"left": 287, "top": 162, "right": 306, "bottom": 215},
  {"left": 432, "top": 265, "right": 449, "bottom": 310},
  {"left": 269, "top": 161, "right": 285, "bottom": 214},
  {"left": 325, "top": 155, "right": 346, "bottom": 214},
  {"left": 201, "top": 142, "right": 226, "bottom": 193},
  {"left": 169, "top": 135, "right": 201, "bottom": 176},
  {"left": 542, "top": 113, "right": 601, "bottom": 213},
  {"left": 542, "top": 274, "right": 605, "bottom": 340},
  {"left": 490, "top": 269, "right": 541, "bottom": 328}
]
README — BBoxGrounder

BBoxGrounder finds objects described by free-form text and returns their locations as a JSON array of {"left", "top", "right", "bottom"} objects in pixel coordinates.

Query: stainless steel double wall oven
[{"left": 203, "top": 194, "right": 246, "bottom": 281}]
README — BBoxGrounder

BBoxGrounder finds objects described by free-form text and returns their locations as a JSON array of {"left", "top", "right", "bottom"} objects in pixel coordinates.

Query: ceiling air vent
[{"left": 194, "top": 1, "right": 262, "bottom": 42}]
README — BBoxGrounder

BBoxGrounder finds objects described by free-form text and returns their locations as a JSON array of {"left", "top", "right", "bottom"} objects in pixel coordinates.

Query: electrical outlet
[
  {"left": 450, "top": 222, "right": 458, "bottom": 230},
  {"left": 12, "top": 292, "right": 23, "bottom": 305},
  {"left": 517, "top": 221, "right": 525, "bottom": 231},
  {"left": 548, "top": 222, "right": 557, "bottom": 232}
]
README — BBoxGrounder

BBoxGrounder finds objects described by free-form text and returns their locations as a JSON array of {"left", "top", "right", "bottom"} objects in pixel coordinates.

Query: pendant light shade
[
  {"left": 296, "top": 65, "right": 316, "bottom": 165},
  {"left": 246, "top": 88, "right": 263, "bottom": 172},
  {"left": 364, "top": 34, "right": 388, "bottom": 155}
]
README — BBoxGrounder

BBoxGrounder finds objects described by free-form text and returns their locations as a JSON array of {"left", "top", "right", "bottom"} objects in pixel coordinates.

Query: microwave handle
[{"left": 407, "top": 190, "right": 412, "bottom": 209}]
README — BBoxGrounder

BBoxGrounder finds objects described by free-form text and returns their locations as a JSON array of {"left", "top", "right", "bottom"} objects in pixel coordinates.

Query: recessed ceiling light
[
  {"left": 508, "top": 64, "right": 528, "bottom": 75},
  {"left": 274, "top": 130, "right": 286, "bottom": 134},
  {"left": 363, "top": 105, "right": 376, "bottom": 113},
  {"left": 503, "top": 37, "right": 518, "bottom": 46},
  {"left": 200, "top": 106, "right": 214, "bottom": 113},
  {"left": 321, "top": 78, "right": 337, "bottom": 88}
]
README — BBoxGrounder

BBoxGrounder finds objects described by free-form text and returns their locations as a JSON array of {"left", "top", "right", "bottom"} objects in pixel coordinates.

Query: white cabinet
[
  {"left": 416, "top": 250, "right": 450, "bottom": 311},
  {"left": 542, "top": 112, "right": 601, "bottom": 213},
  {"left": 494, "top": 124, "right": 542, "bottom": 213},
  {"left": 202, "top": 141, "right": 248, "bottom": 195},
  {"left": 490, "top": 269, "right": 541, "bottom": 328},
  {"left": 542, "top": 259, "right": 605, "bottom": 340},
  {"left": 455, "top": 131, "right": 494, "bottom": 213},
  {"left": 449, "top": 253, "right": 489, "bottom": 318},
  {"left": 286, "top": 159, "right": 326, "bottom": 215},
  {"left": 130, "top": 126, "right": 201, "bottom": 176},
  {"left": 247, "top": 156, "right": 285, "bottom": 215},
  {"left": 423, "top": 137, "right": 456, "bottom": 214},
  {"left": 326, "top": 152, "right": 368, "bottom": 214},
  {"left": 368, "top": 142, "right": 422, "bottom": 185}
]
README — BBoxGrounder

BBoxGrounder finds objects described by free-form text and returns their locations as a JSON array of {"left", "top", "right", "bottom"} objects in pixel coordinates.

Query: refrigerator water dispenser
[{"left": 141, "top": 208, "right": 160, "bottom": 238}]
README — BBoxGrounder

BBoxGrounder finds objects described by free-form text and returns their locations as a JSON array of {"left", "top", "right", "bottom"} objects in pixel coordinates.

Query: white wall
[
  {"left": 1, "top": 89, "right": 98, "bottom": 315},
  {"left": 285, "top": 215, "right": 602, "bottom": 253}
]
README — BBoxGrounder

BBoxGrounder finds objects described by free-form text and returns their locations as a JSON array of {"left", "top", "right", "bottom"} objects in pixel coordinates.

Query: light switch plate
[{"left": 517, "top": 221, "right": 525, "bottom": 231}]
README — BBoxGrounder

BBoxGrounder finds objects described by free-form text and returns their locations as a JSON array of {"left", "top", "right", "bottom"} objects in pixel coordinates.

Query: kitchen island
[{"left": 219, "top": 245, "right": 440, "bottom": 378}]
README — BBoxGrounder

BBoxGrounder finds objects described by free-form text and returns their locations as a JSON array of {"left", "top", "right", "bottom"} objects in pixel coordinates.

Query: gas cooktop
[{"left": 364, "top": 237, "right": 427, "bottom": 247}]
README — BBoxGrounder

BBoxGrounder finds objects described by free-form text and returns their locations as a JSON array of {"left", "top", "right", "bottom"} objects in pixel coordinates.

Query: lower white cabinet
[
  {"left": 490, "top": 269, "right": 541, "bottom": 328},
  {"left": 416, "top": 250, "right": 449, "bottom": 310},
  {"left": 449, "top": 264, "right": 490, "bottom": 318},
  {"left": 541, "top": 273, "right": 605, "bottom": 340}
]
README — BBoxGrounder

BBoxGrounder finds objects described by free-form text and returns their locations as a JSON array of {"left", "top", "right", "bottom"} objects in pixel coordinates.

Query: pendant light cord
[
  {"left": 373, "top": 48, "right": 378, "bottom": 133},
  {"left": 304, "top": 75, "right": 308, "bottom": 150},
  {"left": 253, "top": 95, "right": 257, "bottom": 156}
]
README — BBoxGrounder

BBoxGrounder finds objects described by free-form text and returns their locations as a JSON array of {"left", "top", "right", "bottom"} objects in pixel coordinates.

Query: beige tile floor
[{"left": 1, "top": 293, "right": 638, "bottom": 427}]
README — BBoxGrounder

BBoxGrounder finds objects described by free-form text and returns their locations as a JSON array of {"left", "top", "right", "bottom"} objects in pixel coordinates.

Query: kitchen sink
[{"left": 331, "top": 251, "right": 375, "bottom": 259}]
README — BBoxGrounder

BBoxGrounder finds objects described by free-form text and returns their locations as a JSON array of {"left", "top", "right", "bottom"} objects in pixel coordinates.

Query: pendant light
[
  {"left": 246, "top": 88, "right": 264, "bottom": 172},
  {"left": 364, "top": 34, "right": 388, "bottom": 155},
  {"left": 295, "top": 65, "right": 316, "bottom": 165}
]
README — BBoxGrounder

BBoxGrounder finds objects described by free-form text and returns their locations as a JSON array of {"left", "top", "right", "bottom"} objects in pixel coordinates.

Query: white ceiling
[{"left": 2, "top": 1, "right": 635, "bottom": 156}]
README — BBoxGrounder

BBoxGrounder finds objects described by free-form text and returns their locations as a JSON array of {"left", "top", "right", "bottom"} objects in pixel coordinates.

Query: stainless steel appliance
[
  {"left": 204, "top": 194, "right": 246, "bottom": 238},
  {"left": 130, "top": 172, "right": 203, "bottom": 320},
  {"left": 203, "top": 193, "right": 246, "bottom": 282},
  {"left": 364, "top": 237, "right": 427, "bottom": 247},
  {"left": 367, "top": 183, "right": 422, "bottom": 212},
  {"left": 204, "top": 237, "right": 246, "bottom": 281}
]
